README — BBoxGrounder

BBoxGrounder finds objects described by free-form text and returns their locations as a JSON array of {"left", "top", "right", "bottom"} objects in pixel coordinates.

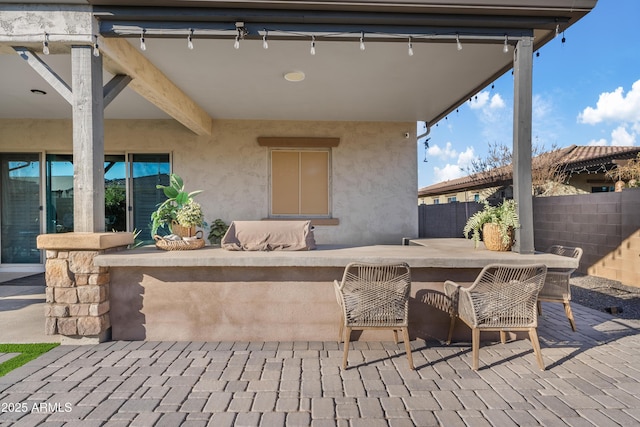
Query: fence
[{"left": 418, "top": 189, "right": 640, "bottom": 287}]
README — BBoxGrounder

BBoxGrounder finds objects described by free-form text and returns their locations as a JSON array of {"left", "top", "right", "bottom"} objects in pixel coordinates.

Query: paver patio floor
[{"left": 1, "top": 302, "right": 640, "bottom": 426}]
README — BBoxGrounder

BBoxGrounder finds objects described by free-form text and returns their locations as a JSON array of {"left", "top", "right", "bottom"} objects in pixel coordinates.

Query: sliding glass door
[
  {"left": 0, "top": 153, "right": 41, "bottom": 264},
  {"left": 0, "top": 152, "right": 170, "bottom": 265},
  {"left": 130, "top": 154, "right": 170, "bottom": 242}
]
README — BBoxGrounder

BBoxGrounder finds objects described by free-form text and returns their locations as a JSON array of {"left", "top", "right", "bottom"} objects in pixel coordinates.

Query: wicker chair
[
  {"left": 537, "top": 245, "right": 583, "bottom": 331},
  {"left": 334, "top": 262, "right": 414, "bottom": 370},
  {"left": 444, "top": 264, "right": 548, "bottom": 371}
]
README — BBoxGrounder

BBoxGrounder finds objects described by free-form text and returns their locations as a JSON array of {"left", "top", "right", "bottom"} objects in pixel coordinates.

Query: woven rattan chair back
[
  {"left": 334, "top": 262, "right": 414, "bottom": 370},
  {"left": 446, "top": 263, "right": 547, "bottom": 371},
  {"left": 537, "top": 245, "right": 583, "bottom": 331}
]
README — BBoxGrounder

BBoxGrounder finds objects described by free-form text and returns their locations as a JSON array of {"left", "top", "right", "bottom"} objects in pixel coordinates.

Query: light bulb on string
[
  {"left": 234, "top": 34, "right": 240, "bottom": 49},
  {"left": 42, "top": 33, "right": 50, "bottom": 55},
  {"left": 359, "top": 32, "right": 365, "bottom": 51},
  {"left": 187, "top": 29, "right": 194, "bottom": 50},
  {"left": 310, "top": 36, "right": 316, "bottom": 55},
  {"left": 503, "top": 35, "right": 509, "bottom": 53},
  {"left": 93, "top": 35, "right": 100, "bottom": 57},
  {"left": 456, "top": 33, "right": 462, "bottom": 51},
  {"left": 407, "top": 37, "right": 414, "bottom": 56},
  {"left": 140, "top": 31, "right": 146, "bottom": 51},
  {"left": 263, "top": 30, "right": 269, "bottom": 49}
]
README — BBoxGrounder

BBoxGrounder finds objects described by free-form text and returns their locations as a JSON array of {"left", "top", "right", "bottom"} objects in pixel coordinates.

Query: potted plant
[
  {"left": 150, "top": 173, "right": 204, "bottom": 237},
  {"left": 207, "top": 218, "right": 229, "bottom": 246},
  {"left": 463, "top": 199, "right": 520, "bottom": 251}
]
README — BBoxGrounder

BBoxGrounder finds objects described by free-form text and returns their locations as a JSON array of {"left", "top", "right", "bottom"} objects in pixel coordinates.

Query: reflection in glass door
[
  {"left": 130, "top": 154, "right": 170, "bottom": 242},
  {"left": 0, "top": 153, "right": 41, "bottom": 264},
  {"left": 46, "top": 154, "right": 74, "bottom": 233},
  {"left": 46, "top": 155, "right": 128, "bottom": 233},
  {"left": 105, "top": 155, "right": 126, "bottom": 232}
]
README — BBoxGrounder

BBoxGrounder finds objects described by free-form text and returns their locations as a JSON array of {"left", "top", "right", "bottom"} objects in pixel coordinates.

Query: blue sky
[{"left": 418, "top": 0, "right": 640, "bottom": 188}]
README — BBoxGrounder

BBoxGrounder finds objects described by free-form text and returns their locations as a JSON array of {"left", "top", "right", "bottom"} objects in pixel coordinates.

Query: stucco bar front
[{"left": 96, "top": 239, "right": 577, "bottom": 343}]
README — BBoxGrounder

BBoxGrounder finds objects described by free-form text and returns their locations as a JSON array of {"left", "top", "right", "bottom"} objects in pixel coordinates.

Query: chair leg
[
  {"left": 338, "top": 321, "right": 344, "bottom": 342},
  {"left": 471, "top": 328, "right": 480, "bottom": 371},
  {"left": 537, "top": 300, "right": 542, "bottom": 315},
  {"left": 392, "top": 329, "right": 399, "bottom": 344},
  {"left": 528, "top": 328, "right": 545, "bottom": 371},
  {"left": 342, "top": 327, "right": 352, "bottom": 369},
  {"left": 564, "top": 302, "right": 577, "bottom": 332},
  {"left": 446, "top": 316, "right": 456, "bottom": 345},
  {"left": 402, "top": 327, "right": 415, "bottom": 370}
]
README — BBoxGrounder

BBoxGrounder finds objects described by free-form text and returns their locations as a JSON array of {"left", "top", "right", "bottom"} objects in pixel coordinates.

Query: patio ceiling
[{"left": 0, "top": 1, "right": 597, "bottom": 130}]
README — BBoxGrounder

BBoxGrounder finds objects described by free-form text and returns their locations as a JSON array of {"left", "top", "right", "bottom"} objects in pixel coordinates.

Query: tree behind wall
[{"left": 468, "top": 142, "right": 568, "bottom": 197}]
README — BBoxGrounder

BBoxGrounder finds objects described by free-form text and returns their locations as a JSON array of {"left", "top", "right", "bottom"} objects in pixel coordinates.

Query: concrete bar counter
[{"left": 95, "top": 239, "right": 577, "bottom": 343}]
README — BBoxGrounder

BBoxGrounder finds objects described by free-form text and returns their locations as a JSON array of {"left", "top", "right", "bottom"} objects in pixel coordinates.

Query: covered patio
[{"left": 2, "top": 1, "right": 598, "bottom": 344}]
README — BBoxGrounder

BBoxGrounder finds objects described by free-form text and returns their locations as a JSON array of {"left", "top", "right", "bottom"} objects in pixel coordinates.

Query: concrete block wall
[
  {"left": 533, "top": 188, "right": 640, "bottom": 287},
  {"left": 418, "top": 202, "right": 482, "bottom": 239},
  {"left": 419, "top": 189, "right": 640, "bottom": 287}
]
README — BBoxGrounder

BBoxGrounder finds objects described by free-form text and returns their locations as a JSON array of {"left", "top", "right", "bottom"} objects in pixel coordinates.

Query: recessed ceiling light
[
  {"left": 284, "top": 71, "right": 305, "bottom": 82},
  {"left": 30, "top": 89, "right": 47, "bottom": 95}
]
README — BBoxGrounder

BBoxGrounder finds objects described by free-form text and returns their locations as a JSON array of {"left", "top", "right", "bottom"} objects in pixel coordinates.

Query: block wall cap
[{"left": 37, "top": 232, "right": 134, "bottom": 250}]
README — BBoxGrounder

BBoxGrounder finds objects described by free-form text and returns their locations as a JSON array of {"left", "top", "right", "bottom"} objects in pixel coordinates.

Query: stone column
[{"left": 37, "top": 232, "right": 133, "bottom": 344}]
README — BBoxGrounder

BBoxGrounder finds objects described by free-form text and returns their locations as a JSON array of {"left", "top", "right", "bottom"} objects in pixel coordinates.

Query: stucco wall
[{"left": 0, "top": 118, "right": 418, "bottom": 246}]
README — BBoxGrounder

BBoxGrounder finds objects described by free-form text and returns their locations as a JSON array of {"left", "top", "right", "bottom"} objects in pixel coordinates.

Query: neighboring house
[
  {"left": 0, "top": 1, "right": 597, "bottom": 270},
  {"left": 418, "top": 145, "right": 640, "bottom": 205}
]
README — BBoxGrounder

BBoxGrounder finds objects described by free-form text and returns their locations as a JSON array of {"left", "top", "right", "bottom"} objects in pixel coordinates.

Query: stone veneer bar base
[{"left": 37, "top": 232, "right": 134, "bottom": 345}]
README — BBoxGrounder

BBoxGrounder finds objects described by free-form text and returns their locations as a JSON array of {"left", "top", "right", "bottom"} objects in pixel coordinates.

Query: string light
[
  {"left": 310, "top": 35, "right": 316, "bottom": 55},
  {"left": 74, "top": 25, "right": 532, "bottom": 56},
  {"left": 93, "top": 35, "right": 100, "bottom": 57},
  {"left": 555, "top": 24, "right": 560, "bottom": 38},
  {"left": 140, "top": 30, "right": 146, "bottom": 51},
  {"left": 42, "top": 33, "right": 50, "bottom": 55},
  {"left": 187, "top": 29, "right": 194, "bottom": 50}
]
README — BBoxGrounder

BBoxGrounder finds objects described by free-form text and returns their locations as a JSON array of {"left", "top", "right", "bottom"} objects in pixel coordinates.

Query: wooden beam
[
  {"left": 98, "top": 37, "right": 213, "bottom": 136},
  {"left": 103, "top": 74, "right": 132, "bottom": 108},
  {"left": 512, "top": 37, "right": 534, "bottom": 255},
  {"left": 72, "top": 45, "right": 105, "bottom": 233},
  {"left": 257, "top": 137, "right": 340, "bottom": 147},
  {"left": 13, "top": 47, "right": 73, "bottom": 104}
]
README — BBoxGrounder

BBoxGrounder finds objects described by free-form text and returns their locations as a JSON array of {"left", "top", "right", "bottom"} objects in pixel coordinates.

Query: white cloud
[
  {"left": 585, "top": 126, "right": 636, "bottom": 147},
  {"left": 427, "top": 141, "right": 457, "bottom": 159},
  {"left": 611, "top": 126, "right": 636, "bottom": 146},
  {"left": 457, "top": 147, "right": 476, "bottom": 170},
  {"left": 431, "top": 147, "right": 476, "bottom": 182},
  {"left": 469, "top": 91, "right": 505, "bottom": 111},
  {"left": 433, "top": 164, "right": 465, "bottom": 182},
  {"left": 587, "top": 138, "right": 608, "bottom": 146},
  {"left": 469, "top": 92, "right": 489, "bottom": 110},
  {"left": 489, "top": 93, "right": 506, "bottom": 109},
  {"left": 578, "top": 79, "right": 640, "bottom": 125}
]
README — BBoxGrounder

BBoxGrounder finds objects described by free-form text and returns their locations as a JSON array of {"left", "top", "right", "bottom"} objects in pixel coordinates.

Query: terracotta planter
[
  {"left": 172, "top": 222, "right": 197, "bottom": 238},
  {"left": 482, "top": 223, "right": 513, "bottom": 251}
]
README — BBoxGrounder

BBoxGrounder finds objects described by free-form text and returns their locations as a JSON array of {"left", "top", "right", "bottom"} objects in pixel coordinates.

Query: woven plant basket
[
  {"left": 172, "top": 222, "right": 197, "bottom": 238},
  {"left": 482, "top": 223, "right": 513, "bottom": 251},
  {"left": 154, "top": 231, "right": 204, "bottom": 251}
]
